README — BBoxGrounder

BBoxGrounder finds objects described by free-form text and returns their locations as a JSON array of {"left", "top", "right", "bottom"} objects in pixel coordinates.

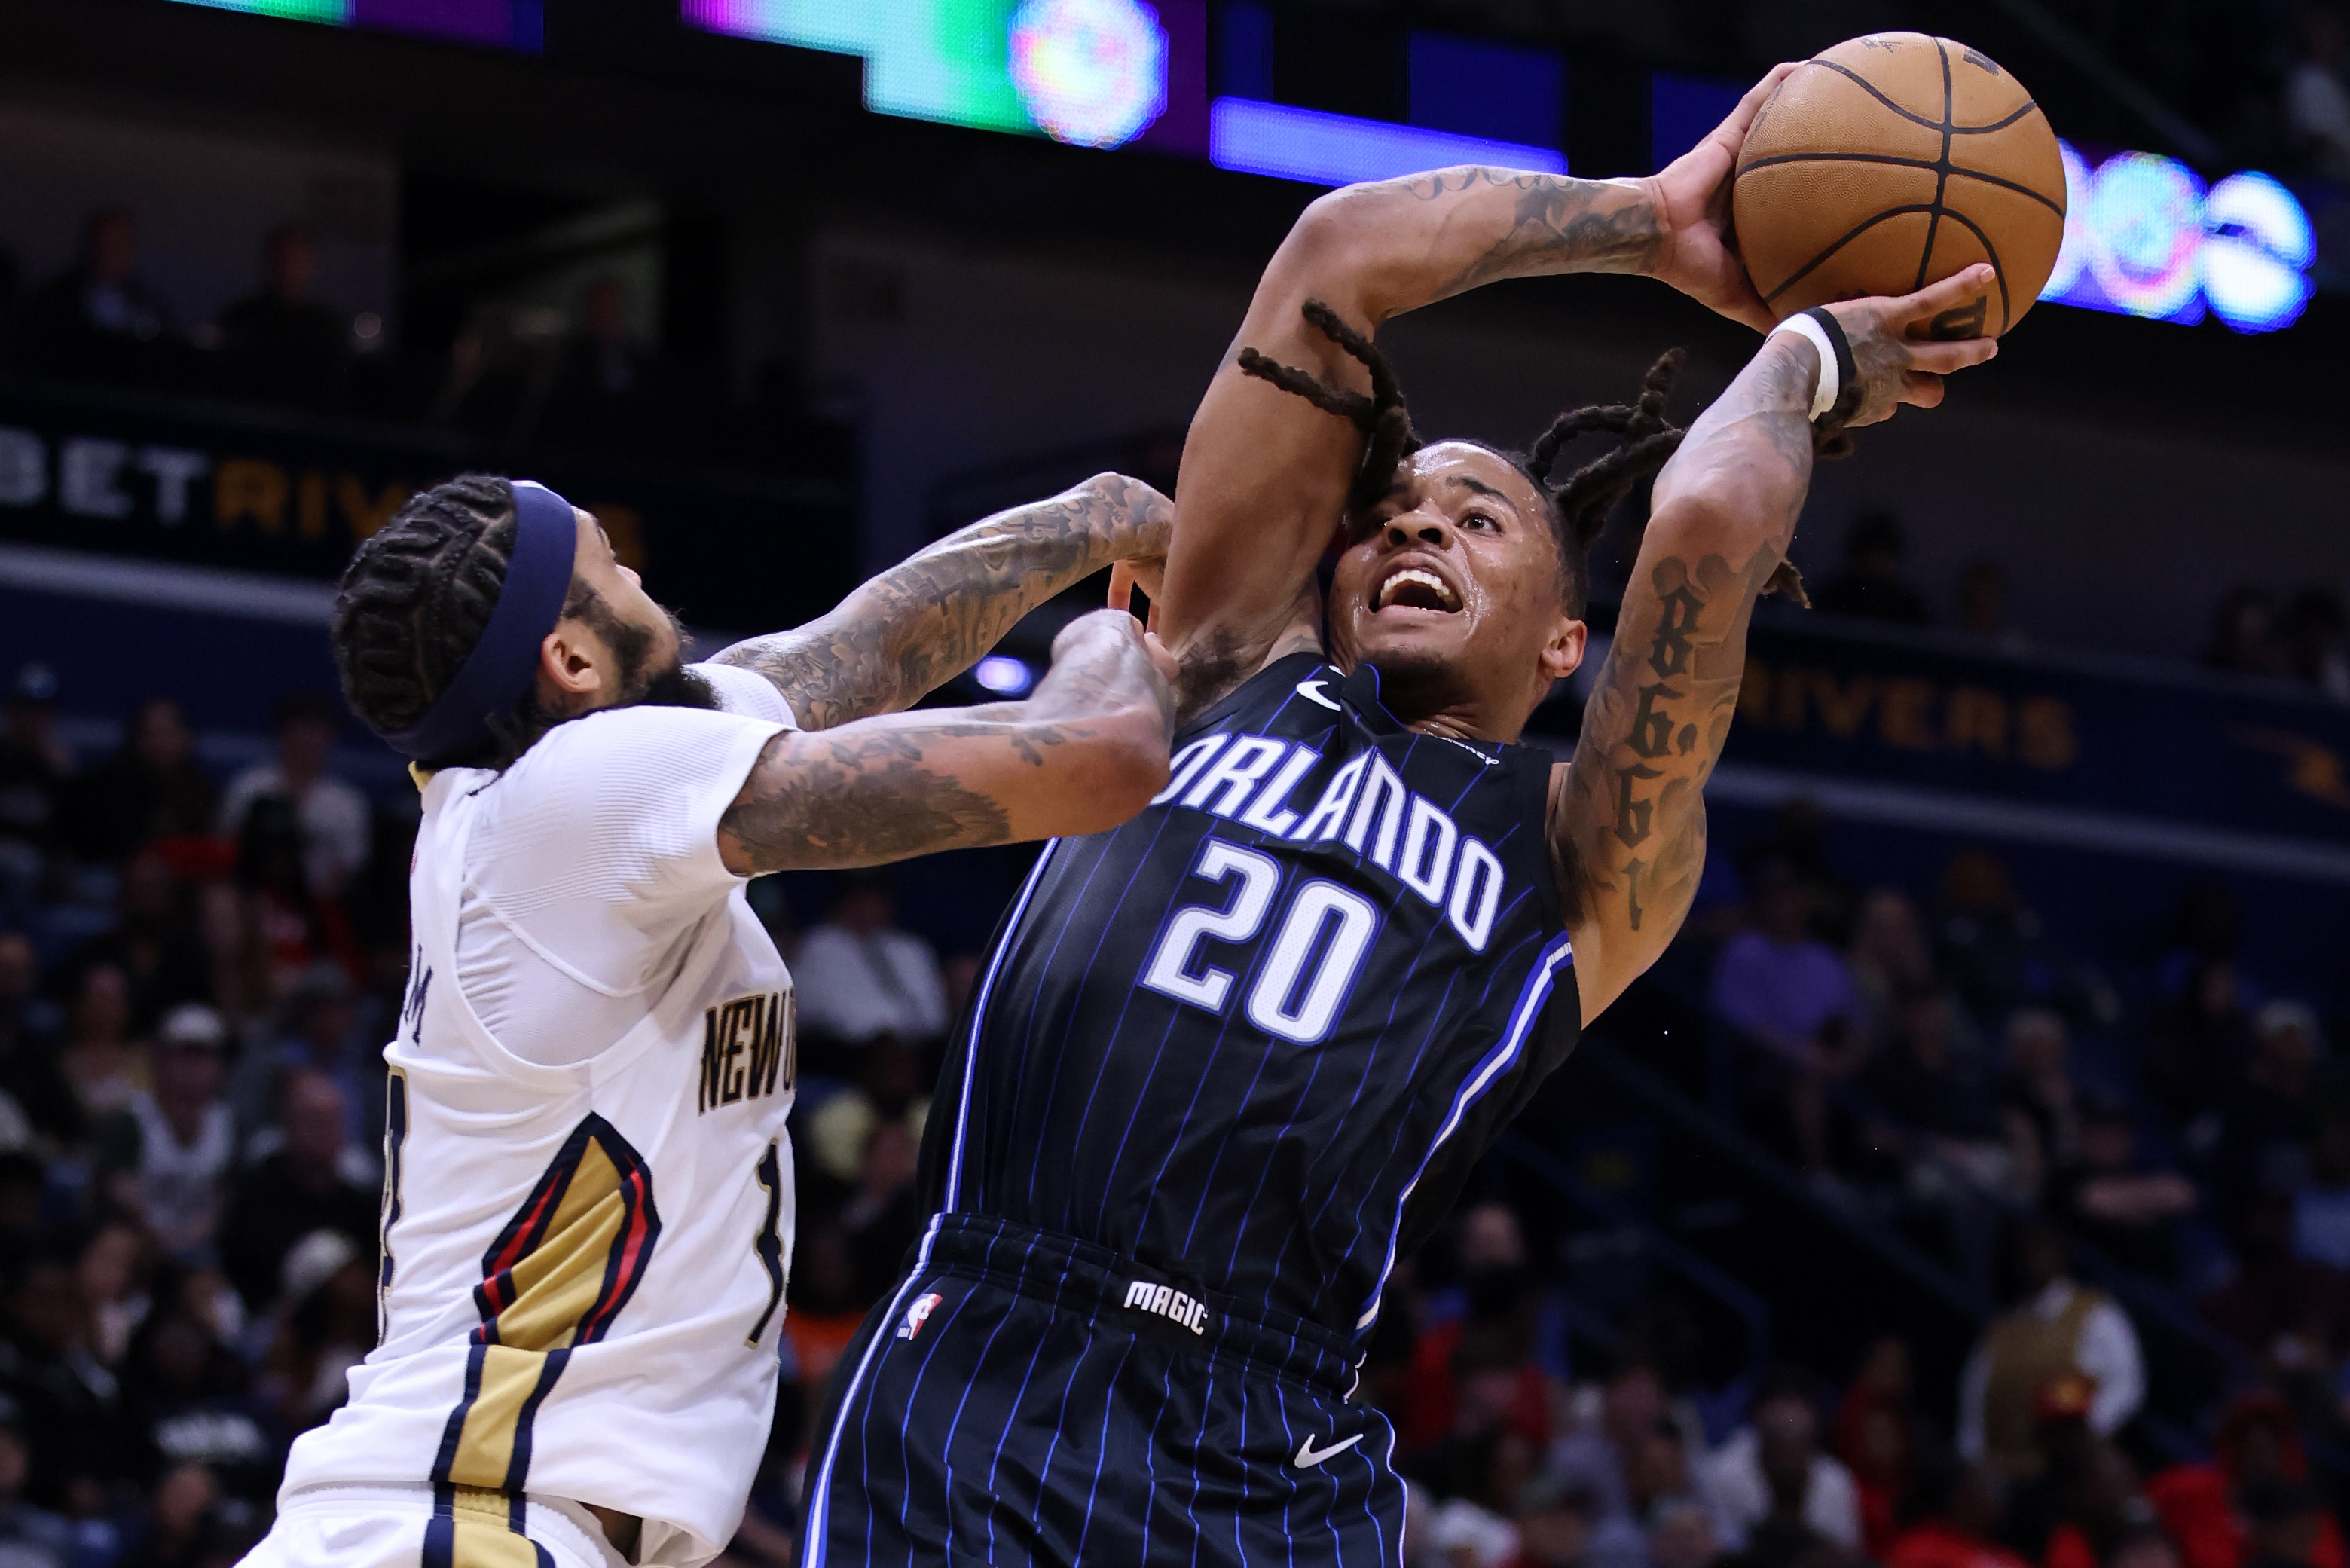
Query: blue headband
[{"left": 384, "top": 479, "right": 579, "bottom": 767}]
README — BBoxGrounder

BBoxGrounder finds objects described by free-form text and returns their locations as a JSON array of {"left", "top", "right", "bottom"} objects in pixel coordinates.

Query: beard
[{"left": 603, "top": 603, "right": 720, "bottom": 712}]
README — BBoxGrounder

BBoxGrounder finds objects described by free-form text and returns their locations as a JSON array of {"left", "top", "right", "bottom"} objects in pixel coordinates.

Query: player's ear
[
  {"left": 535, "top": 619, "right": 608, "bottom": 711},
  {"left": 1538, "top": 613, "right": 1588, "bottom": 685}
]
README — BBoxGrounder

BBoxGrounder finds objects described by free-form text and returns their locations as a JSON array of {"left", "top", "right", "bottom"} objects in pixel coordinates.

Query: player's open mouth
[{"left": 1374, "top": 566, "right": 1460, "bottom": 613}]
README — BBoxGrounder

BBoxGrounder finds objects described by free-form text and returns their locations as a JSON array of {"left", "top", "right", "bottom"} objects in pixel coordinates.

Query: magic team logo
[
  {"left": 896, "top": 1291, "right": 943, "bottom": 1340},
  {"left": 1121, "top": 1279, "right": 1209, "bottom": 1335}
]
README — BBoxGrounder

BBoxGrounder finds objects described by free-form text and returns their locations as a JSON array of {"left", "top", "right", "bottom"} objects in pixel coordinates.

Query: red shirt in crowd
[{"left": 1888, "top": 1521, "right": 2034, "bottom": 1568}]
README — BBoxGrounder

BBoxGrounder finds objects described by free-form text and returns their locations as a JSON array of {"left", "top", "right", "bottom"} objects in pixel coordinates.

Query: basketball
[{"left": 1732, "top": 33, "right": 2067, "bottom": 337}]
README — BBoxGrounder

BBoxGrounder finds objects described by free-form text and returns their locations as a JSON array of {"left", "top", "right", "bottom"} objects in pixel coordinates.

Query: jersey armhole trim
[{"left": 457, "top": 882, "right": 649, "bottom": 1001}]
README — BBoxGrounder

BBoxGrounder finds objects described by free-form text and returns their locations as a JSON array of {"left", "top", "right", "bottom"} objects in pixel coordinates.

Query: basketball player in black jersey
[{"left": 799, "top": 64, "right": 1998, "bottom": 1567}]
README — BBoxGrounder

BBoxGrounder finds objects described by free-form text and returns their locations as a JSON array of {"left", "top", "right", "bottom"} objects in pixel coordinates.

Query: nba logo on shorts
[{"left": 896, "top": 1291, "right": 943, "bottom": 1340}]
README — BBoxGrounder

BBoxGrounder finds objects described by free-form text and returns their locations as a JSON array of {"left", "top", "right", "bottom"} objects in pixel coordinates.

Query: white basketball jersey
[{"left": 281, "top": 678, "right": 799, "bottom": 1568}]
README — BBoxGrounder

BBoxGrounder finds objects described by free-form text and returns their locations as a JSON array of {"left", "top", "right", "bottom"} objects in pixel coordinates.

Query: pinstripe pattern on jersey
[
  {"left": 798, "top": 1218, "right": 1403, "bottom": 1567},
  {"left": 930, "top": 654, "right": 1577, "bottom": 1337}
]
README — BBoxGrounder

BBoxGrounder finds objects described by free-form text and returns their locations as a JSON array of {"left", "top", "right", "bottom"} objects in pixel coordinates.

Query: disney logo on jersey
[
  {"left": 1149, "top": 729, "right": 1507, "bottom": 952},
  {"left": 696, "top": 990, "right": 795, "bottom": 1114}
]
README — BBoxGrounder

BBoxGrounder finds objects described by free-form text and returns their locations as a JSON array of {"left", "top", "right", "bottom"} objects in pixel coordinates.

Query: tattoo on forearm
[
  {"left": 1420, "top": 171, "right": 1664, "bottom": 297},
  {"left": 713, "top": 476, "right": 1171, "bottom": 730},
  {"left": 1554, "top": 339, "right": 1817, "bottom": 941}
]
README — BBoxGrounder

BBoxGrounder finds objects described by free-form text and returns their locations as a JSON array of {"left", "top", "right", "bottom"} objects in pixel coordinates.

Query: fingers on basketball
[{"left": 1729, "top": 33, "right": 2067, "bottom": 341}]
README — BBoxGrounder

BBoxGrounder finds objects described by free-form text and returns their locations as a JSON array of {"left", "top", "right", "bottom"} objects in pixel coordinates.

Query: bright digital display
[
  {"left": 167, "top": 0, "right": 542, "bottom": 48},
  {"left": 684, "top": 0, "right": 1173, "bottom": 148},
  {"left": 2040, "top": 139, "right": 2315, "bottom": 333},
  {"left": 1208, "top": 98, "right": 1566, "bottom": 186}
]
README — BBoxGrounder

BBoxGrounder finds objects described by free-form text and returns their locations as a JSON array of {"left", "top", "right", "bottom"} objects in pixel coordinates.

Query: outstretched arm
[
  {"left": 711, "top": 472, "right": 1172, "bottom": 731},
  {"left": 1158, "top": 66, "right": 1798, "bottom": 713},
  {"left": 1552, "top": 267, "right": 2001, "bottom": 1023},
  {"left": 717, "top": 609, "right": 1175, "bottom": 874}
]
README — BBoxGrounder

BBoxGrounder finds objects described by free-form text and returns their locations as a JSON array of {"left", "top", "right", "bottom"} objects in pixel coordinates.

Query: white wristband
[{"left": 1769, "top": 313, "right": 1841, "bottom": 422}]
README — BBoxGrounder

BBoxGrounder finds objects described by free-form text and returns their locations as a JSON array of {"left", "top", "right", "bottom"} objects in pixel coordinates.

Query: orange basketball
[{"left": 1731, "top": 33, "right": 2067, "bottom": 337}]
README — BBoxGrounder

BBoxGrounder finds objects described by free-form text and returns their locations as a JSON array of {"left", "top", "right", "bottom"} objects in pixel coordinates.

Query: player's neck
[{"left": 1332, "top": 650, "right": 1523, "bottom": 745}]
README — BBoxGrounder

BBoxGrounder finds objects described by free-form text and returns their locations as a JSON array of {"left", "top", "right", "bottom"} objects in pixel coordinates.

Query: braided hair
[
  {"left": 1239, "top": 303, "right": 1811, "bottom": 613},
  {"left": 329, "top": 474, "right": 597, "bottom": 769}
]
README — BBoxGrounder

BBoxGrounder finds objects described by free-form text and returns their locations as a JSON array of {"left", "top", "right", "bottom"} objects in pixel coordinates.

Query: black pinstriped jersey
[{"left": 918, "top": 652, "right": 1581, "bottom": 1340}]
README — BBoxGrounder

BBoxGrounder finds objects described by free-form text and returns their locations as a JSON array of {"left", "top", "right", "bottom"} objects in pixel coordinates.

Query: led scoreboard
[{"left": 167, "top": 0, "right": 542, "bottom": 50}]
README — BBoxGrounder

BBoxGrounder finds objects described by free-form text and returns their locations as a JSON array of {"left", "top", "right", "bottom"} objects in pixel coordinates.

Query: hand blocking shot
[
  {"left": 242, "top": 473, "right": 1177, "bottom": 1568},
  {"left": 797, "top": 68, "right": 1999, "bottom": 1568}
]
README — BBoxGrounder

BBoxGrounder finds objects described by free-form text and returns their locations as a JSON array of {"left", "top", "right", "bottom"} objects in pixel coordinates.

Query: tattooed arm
[
  {"left": 1551, "top": 267, "right": 2002, "bottom": 1023},
  {"left": 1160, "top": 66, "right": 1798, "bottom": 717},
  {"left": 709, "top": 472, "right": 1172, "bottom": 731},
  {"left": 717, "top": 609, "right": 1176, "bottom": 874}
]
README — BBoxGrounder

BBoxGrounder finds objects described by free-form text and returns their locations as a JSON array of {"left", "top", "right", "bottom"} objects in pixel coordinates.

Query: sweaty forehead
[{"left": 1403, "top": 441, "right": 1548, "bottom": 519}]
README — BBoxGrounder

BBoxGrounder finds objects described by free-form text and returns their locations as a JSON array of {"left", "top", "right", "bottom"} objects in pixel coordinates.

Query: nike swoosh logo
[
  {"left": 1294, "top": 1432, "right": 1365, "bottom": 1469},
  {"left": 1296, "top": 679, "right": 1341, "bottom": 711}
]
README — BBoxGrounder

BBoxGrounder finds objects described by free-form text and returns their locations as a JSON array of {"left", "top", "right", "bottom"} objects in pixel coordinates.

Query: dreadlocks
[{"left": 1238, "top": 301, "right": 1812, "bottom": 613}]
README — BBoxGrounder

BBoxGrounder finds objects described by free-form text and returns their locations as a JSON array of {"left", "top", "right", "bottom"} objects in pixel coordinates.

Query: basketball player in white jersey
[{"left": 242, "top": 471, "right": 1178, "bottom": 1568}]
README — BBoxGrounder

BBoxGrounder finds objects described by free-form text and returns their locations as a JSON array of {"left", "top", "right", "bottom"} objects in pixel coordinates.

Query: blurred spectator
[
  {"left": 2291, "top": 1114, "right": 2350, "bottom": 1270},
  {"left": 793, "top": 876, "right": 949, "bottom": 1069},
  {"left": 802, "top": 1036, "right": 927, "bottom": 1191},
  {"left": 1550, "top": 1363, "right": 1716, "bottom": 1568},
  {"left": 1955, "top": 561, "right": 2028, "bottom": 653},
  {"left": 2046, "top": 1098, "right": 2197, "bottom": 1279},
  {"left": 2147, "top": 1392, "right": 2347, "bottom": 1568},
  {"left": 217, "top": 695, "right": 368, "bottom": 898},
  {"left": 116, "top": 1459, "right": 234, "bottom": 1568},
  {"left": 779, "top": 1226, "right": 865, "bottom": 1396},
  {"left": 2145, "top": 960, "right": 2255, "bottom": 1141},
  {"left": 1650, "top": 1496, "right": 1726, "bottom": 1568},
  {"left": 2200, "top": 1190, "right": 2350, "bottom": 1376},
  {"left": 67, "top": 698, "right": 219, "bottom": 867},
  {"left": 70, "top": 851, "right": 209, "bottom": 1035},
  {"left": 215, "top": 226, "right": 347, "bottom": 408},
  {"left": 2205, "top": 589, "right": 2293, "bottom": 679},
  {"left": 75, "top": 1218, "right": 145, "bottom": 1368},
  {"left": 233, "top": 798, "right": 356, "bottom": 994},
  {"left": 194, "top": 883, "right": 267, "bottom": 1040},
  {"left": 1886, "top": 1459, "right": 2028, "bottom": 1568},
  {"left": 1999, "top": 1401, "right": 2144, "bottom": 1568},
  {"left": 97, "top": 1005, "right": 234, "bottom": 1256},
  {"left": 215, "top": 1070, "right": 374, "bottom": 1316},
  {"left": 2285, "top": 5, "right": 2350, "bottom": 182},
  {"left": 1847, "top": 889, "right": 1934, "bottom": 1053},
  {"left": 0, "top": 1406, "right": 70, "bottom": 1568},
  {"left": 255, "top": 1229, "right": 371, "bottom": 1436},
  {"left": 0, "top": 666, "right": 69, "bottom": 909},
  {"left": 230, "top": 963, "right": 375, "bottom": 1162},
  {"left": 2238, "top": 1479, "right": 2329, "bottom": 1568},
  {"left": 1857, "top": 985, "right": 2009, "bottom": 1193},
  {"left": 2110, "top": 1524, "right": 2186, "bottom": 1568},
  {"left": 1404, "top": 1205, "right": 1552, "bottom": 1457},
  {"left": 1814, "top": 512, "right": 1930, "bottom": 626},
  {"left": 1933, "top": 850, "right": 2099, "bottom": 1034},
  {"left": 57, "top": 963, "right": 148, "bottom": 1130},
  {"left": 1703, "top": 1377, "right": 1862, "bottom": 1556},
  {"left": 2211, "top": 1002, "right": 2324, "bottom": 1230},
  {"left": 836, "top": 1120, "right": 920, "bottom": 1306},
  {"left": 1995, "top": 1009, "right": 2080, "bottom": 1200},
  {"left": 0, "top": 1236, "right": 137, "bottom": 1508},
  {"left": 1833, "top": 1338, "right": 1918, "bottom": 1560},
  {"left": 121, "top": 1270, "right": 273, "bottom": 1502},
  {"left": 1957, "top": 1224, "right": 2143, "bottom": 1478},
  {"left": 14, "top": 208, "right": 180, "bottom": 389},
  {"left": 1514, "top": 1478, "right": 1600, "bottom": 1568},
  {"left": 0, "top": 931, "right": 75, "bottom": 1146},
  {"left": 1712, "top": 860, "right": 1858, "bottom": 1175},
  {"left": 2281, "top": 591, "right": 2350, "bottom": 701}
]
